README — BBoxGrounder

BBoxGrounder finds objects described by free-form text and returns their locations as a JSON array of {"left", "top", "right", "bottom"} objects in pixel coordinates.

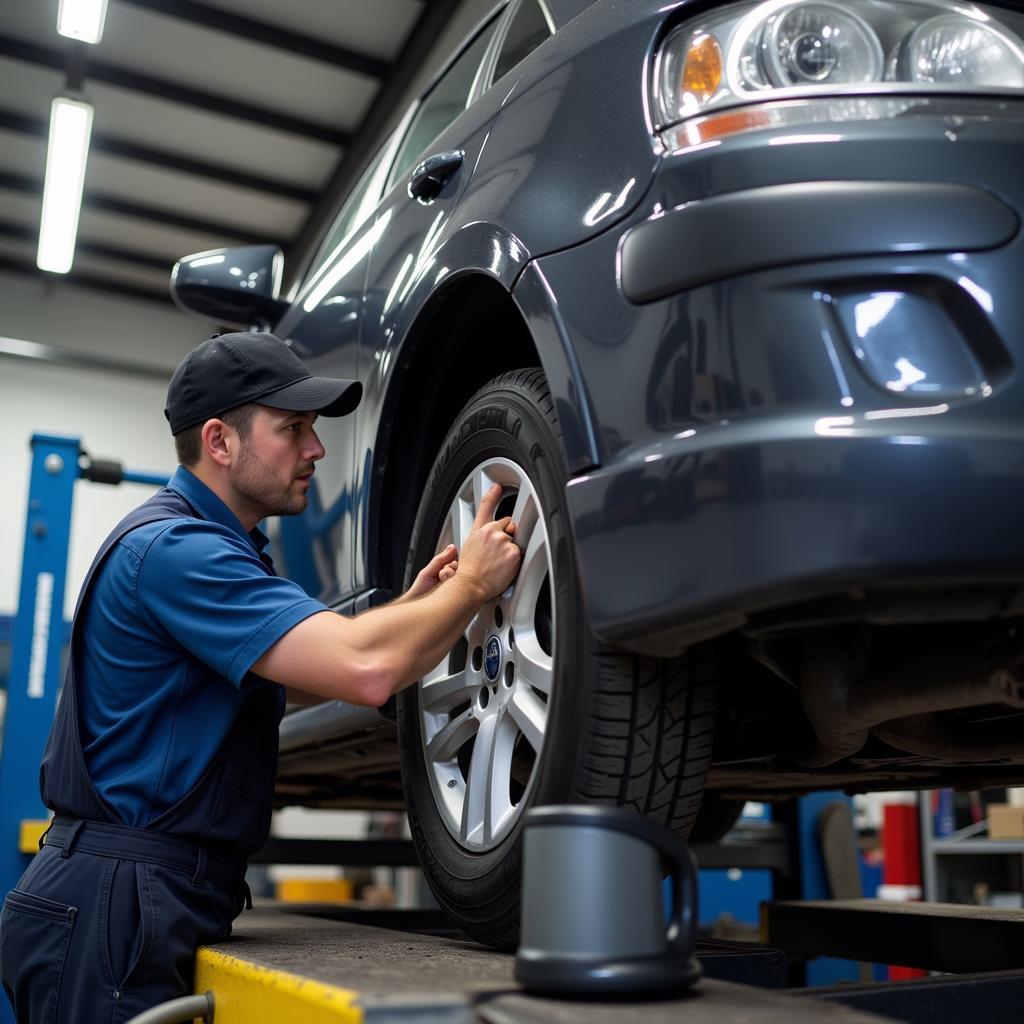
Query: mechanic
[{"left": 0, "top": 331, "right": 521, "bottom": 1024}]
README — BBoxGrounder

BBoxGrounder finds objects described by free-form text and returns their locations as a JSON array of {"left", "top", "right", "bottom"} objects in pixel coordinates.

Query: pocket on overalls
[
  {"left": 0, "top": 889, "right": 77, "bottom": 1024},
  {"left": 102, "top": 861, "right": 152, "bottom": 997}
]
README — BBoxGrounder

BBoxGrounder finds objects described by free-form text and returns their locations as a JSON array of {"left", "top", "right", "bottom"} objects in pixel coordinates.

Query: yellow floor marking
[{"left": 195, "top": 947, "right": 363, "bottom": 1023}]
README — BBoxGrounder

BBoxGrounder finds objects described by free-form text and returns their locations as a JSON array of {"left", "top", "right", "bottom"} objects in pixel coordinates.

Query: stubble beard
[{"left": 233, "top": 443, "right": 309, "bottom": 521}]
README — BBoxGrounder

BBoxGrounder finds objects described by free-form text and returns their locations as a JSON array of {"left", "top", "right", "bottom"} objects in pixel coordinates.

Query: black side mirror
[{"left": 171, "top": 244, "right": 290, "bottom": 328}]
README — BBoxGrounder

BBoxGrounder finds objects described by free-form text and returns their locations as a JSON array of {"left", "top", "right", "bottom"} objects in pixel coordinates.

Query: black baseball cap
[{"left": 164, "top": 332, "right": 362, "bottom": 435}]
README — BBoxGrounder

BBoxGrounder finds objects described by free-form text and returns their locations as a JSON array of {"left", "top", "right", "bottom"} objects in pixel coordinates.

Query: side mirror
[{"left": 170, "top": 245, "right": 290, "bottom": 328}]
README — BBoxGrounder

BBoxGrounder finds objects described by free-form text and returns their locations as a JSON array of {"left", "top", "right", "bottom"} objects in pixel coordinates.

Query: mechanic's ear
[{"left": 202, "top": 418, "right": 232, "bottom": 467}]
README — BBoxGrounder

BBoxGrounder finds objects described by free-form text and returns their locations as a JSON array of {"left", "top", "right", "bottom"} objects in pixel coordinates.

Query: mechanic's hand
[
  {"left": 457, "top": 483, "right": 521, "bottom": 601},
  {"left": 405, "top": 545, "right": 459, "bottom": 600}
]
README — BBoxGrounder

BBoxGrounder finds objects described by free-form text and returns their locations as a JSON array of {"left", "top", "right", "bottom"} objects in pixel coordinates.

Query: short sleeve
[{"left": 135, "top": 520, "right": 327, "bottom": 686}]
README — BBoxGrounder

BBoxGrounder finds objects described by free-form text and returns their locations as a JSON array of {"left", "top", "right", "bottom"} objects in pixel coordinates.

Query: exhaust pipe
[
  {"left": 874, "top": 712, "right": 1024, "bottom": 762},
  {"left": 795, "top": 632, "right": 1024, "bottom": 768}
]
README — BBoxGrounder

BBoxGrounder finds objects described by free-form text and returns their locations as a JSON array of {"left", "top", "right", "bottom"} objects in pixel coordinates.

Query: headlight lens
[
  {"left": 653, "top": 0, "right": 1024, "bottom": 129},
  {"left": 759, "top": 3, "right": 883, "bottom": 87},
  {"left": 900, "top": 14, "right": 1024, "bottom": 86}
]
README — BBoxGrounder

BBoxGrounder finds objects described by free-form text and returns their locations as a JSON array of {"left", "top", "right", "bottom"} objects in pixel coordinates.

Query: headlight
[
  {"left": 899, "top": 14, "right": 1024, "bottom": 86},
  {"left": 653, "top": 0, "right": 1024, "bottom": 129},
  {"left": 758, "top": 3, "right": 883, "bottom": 87}
]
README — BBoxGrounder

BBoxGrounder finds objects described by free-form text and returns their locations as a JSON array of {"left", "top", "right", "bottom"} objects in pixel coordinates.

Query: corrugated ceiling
[{"left": 0, "top": 0, "right": 461, "bottom": 305}]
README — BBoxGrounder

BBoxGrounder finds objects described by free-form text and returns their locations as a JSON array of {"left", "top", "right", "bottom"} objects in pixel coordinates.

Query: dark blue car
[{"left": 172, "top": 0, "right": 1024, "bottom": 945}]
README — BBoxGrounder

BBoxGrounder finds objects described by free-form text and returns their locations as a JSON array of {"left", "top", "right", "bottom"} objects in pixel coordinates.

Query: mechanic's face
[{"left": 231, "top": 406, "right": 325, "bottom": 519}]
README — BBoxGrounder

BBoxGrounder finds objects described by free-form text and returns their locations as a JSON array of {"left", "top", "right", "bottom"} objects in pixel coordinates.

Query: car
[{"left": 170, "top": 0, "right": 1024, "bottom": 947}]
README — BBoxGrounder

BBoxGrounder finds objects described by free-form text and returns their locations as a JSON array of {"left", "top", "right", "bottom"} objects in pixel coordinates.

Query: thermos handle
[{"left": 659, "top": 837, "right": 698, "bottom": 954}]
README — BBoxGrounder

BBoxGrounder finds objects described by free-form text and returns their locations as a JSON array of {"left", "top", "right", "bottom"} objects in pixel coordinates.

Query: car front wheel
[{"left": 397, "top": 368, "right": 716, "bottom": 948}]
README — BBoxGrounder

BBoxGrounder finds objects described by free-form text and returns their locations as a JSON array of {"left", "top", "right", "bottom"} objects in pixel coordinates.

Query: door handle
[{"left": 408, "top": 150, "right": 464, "bottom": 202}]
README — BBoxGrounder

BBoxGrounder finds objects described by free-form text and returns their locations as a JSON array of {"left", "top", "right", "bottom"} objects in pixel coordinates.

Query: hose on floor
[{"left": 123, "top": 990, "right": 214, "bottom": 1024}]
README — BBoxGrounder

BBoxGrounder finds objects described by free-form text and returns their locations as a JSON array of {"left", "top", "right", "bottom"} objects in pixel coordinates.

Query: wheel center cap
[{"left": 484, "top": 635, "right": 502, "bottom": 682}]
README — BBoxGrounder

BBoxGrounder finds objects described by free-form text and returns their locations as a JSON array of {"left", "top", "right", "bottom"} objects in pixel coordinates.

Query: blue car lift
[{"left": 0, "top": 434, "right": 167, "bottom": 936}]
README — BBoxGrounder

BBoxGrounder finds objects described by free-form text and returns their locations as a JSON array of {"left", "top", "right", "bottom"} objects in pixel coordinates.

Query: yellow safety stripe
[
  {"left": 194, "top": 948, "right": 363, "bottom": 1024},
  {"left": 18, "top": 820, "right": 50, "bottom": 854}
]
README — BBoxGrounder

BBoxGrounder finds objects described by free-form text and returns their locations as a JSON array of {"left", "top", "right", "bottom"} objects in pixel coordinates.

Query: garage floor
[{"left": 195, "top": 904, "right": 889, "bottom": 1023}]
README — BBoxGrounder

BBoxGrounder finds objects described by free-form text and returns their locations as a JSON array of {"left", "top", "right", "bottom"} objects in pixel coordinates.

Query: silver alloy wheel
[{"left": 418, "top": 457, "right": 555, "bottom": 852}]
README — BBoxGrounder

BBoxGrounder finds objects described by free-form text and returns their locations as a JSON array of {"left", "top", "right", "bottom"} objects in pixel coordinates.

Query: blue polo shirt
[{"left": 79, "top": 466, "right": 327, "bottom": 826}]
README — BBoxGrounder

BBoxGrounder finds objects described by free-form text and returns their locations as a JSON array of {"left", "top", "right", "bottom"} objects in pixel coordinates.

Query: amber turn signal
[{"left": 681, "top": 32, "right": 723, "bottom": 105}]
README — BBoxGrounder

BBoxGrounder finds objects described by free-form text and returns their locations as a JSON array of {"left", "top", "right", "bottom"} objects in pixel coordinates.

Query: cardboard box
[{"left": 988, "top": 804, "right": 1024, "bottom": 839}]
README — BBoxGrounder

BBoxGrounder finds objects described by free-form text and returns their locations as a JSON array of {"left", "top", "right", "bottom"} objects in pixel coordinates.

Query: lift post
[
  {"left": 0, "top": 435, "right": 82, "bottom": 906},
  {"left": 0, "top": 434, "right": 167, "bottom": 947}
]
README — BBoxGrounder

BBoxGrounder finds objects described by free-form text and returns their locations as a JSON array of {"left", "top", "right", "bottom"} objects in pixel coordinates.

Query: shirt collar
[{"left": 167, "top": 466, "right": 269, "bottom": 555}]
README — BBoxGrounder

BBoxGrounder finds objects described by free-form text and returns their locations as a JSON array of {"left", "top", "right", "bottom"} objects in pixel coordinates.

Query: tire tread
[{"left": 574, "top": 649, "right": 717, "bottom": 837}]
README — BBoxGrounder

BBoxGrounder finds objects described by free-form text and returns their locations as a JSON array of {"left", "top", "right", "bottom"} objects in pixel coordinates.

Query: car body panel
[
  {"left": 512, "top": 262, "right": 602, "bottom": 471},
  {"left": 541, "top": 110, "right": 1024, "bottom": 653},
  {"left": 170, "top": 0, "right": 1024, "bottom": 803},
  {"left": 467, "top": 0, "right": 663, "bottom": 257}
]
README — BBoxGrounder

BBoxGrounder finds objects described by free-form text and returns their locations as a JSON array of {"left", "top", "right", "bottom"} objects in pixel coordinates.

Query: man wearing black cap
[{"left": 0, "top": 333, "right": 521, "bottom": 1023}]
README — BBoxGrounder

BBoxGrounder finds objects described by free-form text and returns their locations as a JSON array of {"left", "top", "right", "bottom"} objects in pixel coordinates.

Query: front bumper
[
  {"left": 538, "top": 106, "right": 1024, "bottom": 656},
  {"left": 565, "top": 421, "right": 1024, "bottom": 655}
]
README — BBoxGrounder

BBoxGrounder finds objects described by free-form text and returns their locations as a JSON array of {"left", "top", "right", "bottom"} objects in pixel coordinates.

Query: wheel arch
[{"left": 370, "top": 269, "right": 597, "bottom": 592}]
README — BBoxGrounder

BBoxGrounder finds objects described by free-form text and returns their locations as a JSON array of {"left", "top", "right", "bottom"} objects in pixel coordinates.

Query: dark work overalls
[{"left": 0, "top": 487, "right": 283, "bottom": 1024}]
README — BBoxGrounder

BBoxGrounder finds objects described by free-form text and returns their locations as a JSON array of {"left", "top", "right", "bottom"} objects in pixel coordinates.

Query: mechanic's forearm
[{"left": 349, "top": 576, "right": 486, "bottom": 701}]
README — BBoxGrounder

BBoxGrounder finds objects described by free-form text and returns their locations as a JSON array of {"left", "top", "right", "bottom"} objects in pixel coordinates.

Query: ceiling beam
[
  {"left": 0, "top": 218, "right": 174, "bottom": 272},
  {"left": 0, "top": 334, "right": 174, "bottom": 382},
  {"left": 0, "top": 107, "right": 316, "bottom": 204},
  {"left": 0, "top": 170, "right": 287, "bottom": 248},
  {"left": 117, "top": 0, "right": 389, "bottom": 79},
  {"left": 285, "top": 0, "right": 465, "bottom": 281},
  {"left": 0, "top": 34, "right": 349, "bottom": 145},
  {"left": 0, "top": 254, "right": 172, "bottom": 306}
]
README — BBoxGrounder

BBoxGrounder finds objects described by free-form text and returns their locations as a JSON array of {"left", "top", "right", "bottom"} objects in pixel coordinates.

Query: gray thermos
[{"left": 514, "top": 805, "right": 702, "bottom": 994}]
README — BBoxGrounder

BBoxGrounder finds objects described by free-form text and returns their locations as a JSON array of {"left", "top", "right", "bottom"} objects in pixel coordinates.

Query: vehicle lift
[{"left": 3, "top": 433, "right": 1024, "bottom": 1024}]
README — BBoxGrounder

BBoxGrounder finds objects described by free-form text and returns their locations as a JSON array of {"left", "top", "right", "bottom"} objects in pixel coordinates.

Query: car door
[
  {"left": 352, "top": 11, "right": 507, "bottom": 589},
  {"left": 271, "top": 112, "right": 412, "bottom": 605}
]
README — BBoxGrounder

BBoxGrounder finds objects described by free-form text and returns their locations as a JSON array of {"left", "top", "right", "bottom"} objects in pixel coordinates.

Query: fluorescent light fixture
[
  {"left": 57, "top": 0, "right": 109, "bottom": 44},
  {"left": 37, "top": 96, "right": 94, "bottom": 275}
]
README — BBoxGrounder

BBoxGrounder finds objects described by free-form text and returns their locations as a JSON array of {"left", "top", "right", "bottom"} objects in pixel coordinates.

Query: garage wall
[{"left": 0, "top": 271, "right": 199, "bottom": 619}]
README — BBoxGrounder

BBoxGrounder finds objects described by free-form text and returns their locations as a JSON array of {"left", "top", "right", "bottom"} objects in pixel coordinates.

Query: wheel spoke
[
  {"left": 450, "top": 497, "right": 473, "bottom": 552},
  {"left": 420, "top": 669, "right": 475, "bottom": 713},
  {"left": 510, "top": 486, "right": 539, "bottom": 551},
  {"left": 510, "top": 524, "right": 548, "bottom": 625},
  {"left": 461, "top": 713, "right": 516, "bottom": 845},
  {"left": 425, "top": 707, "right": 477, "bottom": 764},
  {"left": 461, "top": 714, "right": 496, "bottom": 842},
  {"left": 509, "top": 686, "right": 547, "bottom": 753},
  {"left": 472, "top": 468, "right": 487, "bottom": 512},
  {"left": 514, "top": 634, "right": 553, "bottom": 695}
]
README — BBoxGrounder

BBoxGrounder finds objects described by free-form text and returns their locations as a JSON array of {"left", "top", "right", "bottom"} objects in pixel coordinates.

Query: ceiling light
[
  {"left": 37, "top": 96, "right": 94, "bottom": 275},
  {"left": 57, "top": 0, "right": 109, "bottom": 45}
]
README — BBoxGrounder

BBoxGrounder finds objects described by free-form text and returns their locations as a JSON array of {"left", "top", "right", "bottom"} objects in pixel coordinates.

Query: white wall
[{"left": 0, "top": 270, "right": 201, "bottom": 619}]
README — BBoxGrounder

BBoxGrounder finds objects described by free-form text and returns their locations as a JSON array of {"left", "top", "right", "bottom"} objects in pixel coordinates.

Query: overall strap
[{"left": 39, "top": 488, "right": 201, "bottom": 824}]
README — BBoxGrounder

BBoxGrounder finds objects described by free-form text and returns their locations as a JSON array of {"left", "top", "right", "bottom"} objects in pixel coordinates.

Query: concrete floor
[{"left": 207, "top": 904, "right": 892, "bottom": 1023}]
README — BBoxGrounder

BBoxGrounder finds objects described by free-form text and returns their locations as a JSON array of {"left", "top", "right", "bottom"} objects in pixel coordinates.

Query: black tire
[
  {"left": 689, "top": 795, "right": 746, "bottom": 843},
  {"left": 396, "top": 368, "right": 716, "bottom": 948}
]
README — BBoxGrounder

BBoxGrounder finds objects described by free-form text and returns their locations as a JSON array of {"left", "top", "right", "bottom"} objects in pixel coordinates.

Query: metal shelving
[{"left": 919, "top": 797, "right": 1024, "bottom": 904}]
